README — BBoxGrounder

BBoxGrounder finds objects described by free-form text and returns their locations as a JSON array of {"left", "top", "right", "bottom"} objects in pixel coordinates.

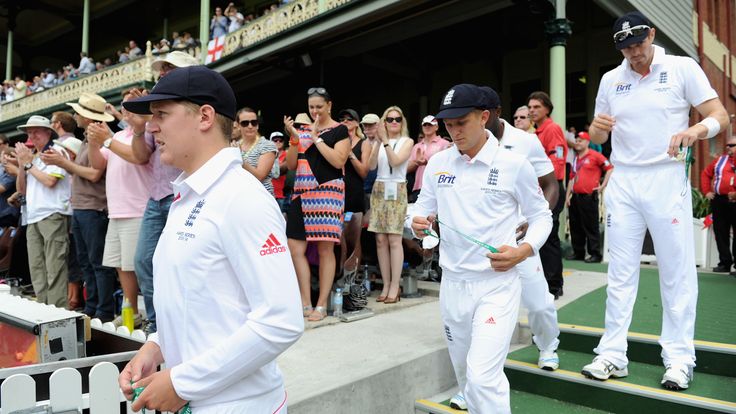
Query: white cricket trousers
[
  {"left": 192, "top": 387, "right": 287, "bottom": 413},
  {"left": 441, "top": 272, "right": 521, "bottom": 414},
  {"left": 595, "top": 163, "right": 697, "bottom": 369},
  {"left": 517, "top": 254, "right": 560, "bottom": 352}
]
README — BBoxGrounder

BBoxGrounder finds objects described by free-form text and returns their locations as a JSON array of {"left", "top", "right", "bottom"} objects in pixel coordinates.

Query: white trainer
[
  {"left": 449, "top": 393, "right": 467, "bottom": 411},
  {"left": 581, "top": 357, "right": 628, "bottom": 380},
  {"left": 661, "top": 365, "right": 692, "bottom": 390},
  {"left": 538, "top": 350, "right": 560, "bottom": 371}
]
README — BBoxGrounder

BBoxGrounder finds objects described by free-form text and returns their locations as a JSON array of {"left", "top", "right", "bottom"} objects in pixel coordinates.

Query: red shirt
[
  {"left": 701, "top": 155, "right": 736, "bottom": 195},
  {"left": 272, "top": 150, "right": 287, "bottom": 199},
  {"left": 535, "top": 117, "right": 568, "bottom": 181},
  {"left": 570, "top": 150, "right": 612, "bottom": 194}
]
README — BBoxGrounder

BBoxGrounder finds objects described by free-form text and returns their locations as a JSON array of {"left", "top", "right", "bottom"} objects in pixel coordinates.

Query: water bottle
[
  {"left": 333, "top": 288, "right": 343, "bottom": 317},
  {"left": 121, "top": 298, "right": 135, "bottom": 332},
  {"left": 363, "top": 264, "right": 371, "bottom": 292}
]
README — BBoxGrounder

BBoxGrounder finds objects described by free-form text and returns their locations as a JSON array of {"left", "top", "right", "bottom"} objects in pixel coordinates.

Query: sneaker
[
  {"left": 538, "top": 350, "right": 560, "bottom": 371},
  {"left": 449, "top": 393, "right": 467, "bottom": 410},
  {"left": 661, "top": 365, "right": 691, "bottom": 390},
  {"left": 581, "top": 357, "right": 628, "bottom": 380},
  {"left": 112, "top": 313, "right": 143, "bottom": 329}
]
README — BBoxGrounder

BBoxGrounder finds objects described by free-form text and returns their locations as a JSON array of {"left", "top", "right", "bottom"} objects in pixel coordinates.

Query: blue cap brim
[
  {"left": 122, "top": 93, "right": 184, "bottom": 115},
  {"left": 615, "top": 31, "right": 649, "bottom": 50},
  {"left": 435, "top": 107, "right": 477, "bottom": 120}
]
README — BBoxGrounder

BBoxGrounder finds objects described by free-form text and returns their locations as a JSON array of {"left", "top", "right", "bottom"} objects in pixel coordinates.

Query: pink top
[
  {"left": 409, "top": 136, "right": 451, "bottom": 191},
  {"left": 102, "top": 129, "right": 153, "bottom": 218}
]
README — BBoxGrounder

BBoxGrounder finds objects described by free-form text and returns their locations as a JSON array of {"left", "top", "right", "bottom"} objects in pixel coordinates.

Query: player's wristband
[{"left": 697, "top": 117, "right": 721, "bottom": 139}]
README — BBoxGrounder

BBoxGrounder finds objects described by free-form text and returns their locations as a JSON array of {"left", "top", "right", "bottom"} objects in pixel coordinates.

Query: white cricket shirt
[
  {"left": 498, "top": 121, "right": 554, "bottom": 178},
  {"left": 595, "top": 45, "right": 718, "bottom": 167},
  {"left": 408, "top": 133, "right": 552, "bottom": 280},
  {"left": 148, "top": 148, "right": 303, "bottom": 409}
]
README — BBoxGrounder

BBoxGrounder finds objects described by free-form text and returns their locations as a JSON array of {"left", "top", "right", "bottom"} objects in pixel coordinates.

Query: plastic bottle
[
  {"left": 333, "top": 288, "right": 343, "bottom": 317},
  {"left": 363, "top": 264, "right": 371, "bottom": 292},
  {"left": 121, "top": 298, "right": 135, "bottom": 332}
]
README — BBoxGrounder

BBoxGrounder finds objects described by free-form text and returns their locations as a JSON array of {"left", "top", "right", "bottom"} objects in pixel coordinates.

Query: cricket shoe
[{"left": 581, "top": 357, "right": 628, "bottom": 380}]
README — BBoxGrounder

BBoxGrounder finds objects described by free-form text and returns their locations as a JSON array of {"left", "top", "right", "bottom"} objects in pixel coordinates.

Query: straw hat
[
  {"left": 17, "top": 115, "right": 58, "bottom": 138},
  {"left": 294, "top": 113, "right": 312, "bottom": 125},
  {"left": 151, "top": 51, "right": 200, "bottom": 72},
  {"left": 67, "top": 93, "right": 115, "bottom": 122},
  {"left": 53, "top": 137, "right": 83, "bottom": 156}
]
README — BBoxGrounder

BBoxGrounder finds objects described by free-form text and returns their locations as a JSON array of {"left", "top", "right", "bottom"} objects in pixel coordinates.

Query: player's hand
[
  {"left": 668, "top": 129, "right": 699, "bottom": 157},
  {"left": 515, "top": 222, "right": 529, "bottom": 242},
  {"left": 119, "top": 342, "right": 163, "bottom": 401},
  {"left": 411, "top": 215, "right": 436, "bottom": 238},
  {"left": 706, "top": 192, "right": 716, "bottom": 200},
  {"left": 487, "top": 244, "right": 532, "bottom": 272},
  {"left": 591, "top": 113, "right": 615, "bottom": 133},
  {"left": 130, "top": 368, "right": 187, "bottom": 413}
]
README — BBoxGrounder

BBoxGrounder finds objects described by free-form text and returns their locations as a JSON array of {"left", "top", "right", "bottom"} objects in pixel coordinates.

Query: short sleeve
[
  {"left": 100, "top": 147, "right": 111, "bottom": 161},
  {"left": 526, "top": 134, "right": 554, "bottom": 177},
  {"left": 594, "top": 74, "right": 611, "bottom": 117},
  {"left": 681, "top": 57, "right": 718, "bottom": 107},
  {"left": 261, "top": 139, "right": 277, "bottom": 155},
  {"left": 322, "top": 124, "right": 349, "bottom": 147}
]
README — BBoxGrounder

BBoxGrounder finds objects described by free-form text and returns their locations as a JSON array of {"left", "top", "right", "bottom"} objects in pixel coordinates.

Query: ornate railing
[{"left": 223, "top": 0, "right": 352, "bottom": 57}]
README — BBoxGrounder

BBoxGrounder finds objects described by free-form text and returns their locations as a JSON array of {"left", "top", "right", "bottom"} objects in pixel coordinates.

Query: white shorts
[{"left": 102, "top": 217, "right": 142, "bottom": 271}]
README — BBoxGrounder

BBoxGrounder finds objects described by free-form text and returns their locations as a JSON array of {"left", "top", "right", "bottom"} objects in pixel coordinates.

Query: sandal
[
  {"left": 307, "top": 306, "right": 327, "bottom": 322},
  {"left": 303, "top": 305, "right": 313, "bottom": 317}
]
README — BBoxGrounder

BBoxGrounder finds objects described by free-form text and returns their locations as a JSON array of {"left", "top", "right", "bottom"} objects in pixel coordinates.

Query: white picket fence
[{"left": 0, "top": 319, "right": 169, "bottom": 414}]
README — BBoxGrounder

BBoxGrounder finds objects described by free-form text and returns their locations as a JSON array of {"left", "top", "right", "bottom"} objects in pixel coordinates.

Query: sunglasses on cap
[
  {"left": 271, "top": 137, "right": 284, "bottom": 142},
  {"left": 513, "top": 115, "right": 527, "bottom": 120},
  {"left": 386, "top": 116, "right": 402, "bottom": 124},
  {"left": 239, "top": 120, "right": 259, "bottom": 127},
  {"left": 612, "top": 24, "right": 650, "bottom": 43}
]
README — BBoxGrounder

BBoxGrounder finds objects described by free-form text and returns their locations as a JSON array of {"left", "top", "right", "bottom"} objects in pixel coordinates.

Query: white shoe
[
  {"left": 581, "top": 357, "right": 628, "bottom": 380},
  {"left": 661, "top": 364, "right": 691, "bottom": 390},
  {"left": 538, "top": 350, "right": 559, "bottom": 371},
  {"left": 449, "top": 393, "right": 467, "bottom": 410}
]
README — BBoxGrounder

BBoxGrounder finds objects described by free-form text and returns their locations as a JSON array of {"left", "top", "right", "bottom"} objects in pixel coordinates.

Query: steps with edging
[
  {"left": 415, "top": 389, "right": 612, "bottom": 413},
  {"left": 505, "top": 347, "right": 736, "bottom": 414}
]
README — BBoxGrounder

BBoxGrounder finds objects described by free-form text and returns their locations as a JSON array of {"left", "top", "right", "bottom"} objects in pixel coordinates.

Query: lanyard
[
  {"left": 387, "top": 139, "right": 399, "bottom": 175},
  {"left": 424, "top": 217, "right": 499, "bottom": 253}
]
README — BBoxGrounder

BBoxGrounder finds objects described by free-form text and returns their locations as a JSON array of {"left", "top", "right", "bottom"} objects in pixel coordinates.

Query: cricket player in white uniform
[
  {"left": 118, "top": 66, "right": 304, "bottom": 413},
  {"left": 410, "top": 84, "right": 552, "bottom": 413},
  {"left": 582, "top": 11, "right": 729, "bottom": 390}
]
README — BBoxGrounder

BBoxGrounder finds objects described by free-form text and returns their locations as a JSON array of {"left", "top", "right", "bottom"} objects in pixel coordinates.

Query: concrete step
[
  {"left": 506, "top": 347, "right": 736, "bottom": 414},
  {"left": 415, "top": 389, "right": 612, "bottom": 413}
]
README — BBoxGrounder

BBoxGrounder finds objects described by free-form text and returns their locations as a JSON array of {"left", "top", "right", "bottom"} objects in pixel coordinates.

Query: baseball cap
[
  {"left": 123, "top": 66, "right": 237, "bottom": 120},
  {"left": 577, "top": 131, "right": 590, "bottom": 141},
  {"left": 337, "top": 108, "right": 360, "bottom": 122},
  {"left": 478, "top": 86, "right": 501, "bottom": 109},
  {"left": 436, "top": 84, "right": 487, "bottom": 119},
  {"left": 612, "top": 11, "right": 651, "bottom": 50},
  {"left": 422, "top": 115, "right": 438, "bottom": 126},
  {"left": 361, "top": 113, "right": 380, "bottom": 124},
  {"left": 269, "top": 131, "right": 284, "bottom": 141}
]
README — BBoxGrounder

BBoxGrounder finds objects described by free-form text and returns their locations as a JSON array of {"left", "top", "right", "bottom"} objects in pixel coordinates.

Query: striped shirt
[{"left": 241, "top": 136, "right": 277, "bottom": 195}]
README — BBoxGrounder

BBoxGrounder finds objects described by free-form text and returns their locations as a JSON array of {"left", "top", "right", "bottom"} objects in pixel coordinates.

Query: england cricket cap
[
  {"left": 478, "top": 86, "right": 501, "bottom": 109},
  {"left": 612, "top": 11, "right": 652, "bottom": 50},
  {"left": 123, "top": 66, "right": 237, "bottom": 120},
  {"left": 436, "top": 84, "right": 487, "bottom": 119}
]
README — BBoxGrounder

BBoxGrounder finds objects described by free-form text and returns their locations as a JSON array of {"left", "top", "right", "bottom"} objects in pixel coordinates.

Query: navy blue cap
[
  {"left": 436, "top": 84, "right": 488, "bottom": 119},
  {"left": 123, "top": 66, "right": 237, "bottom": 120},
  {"left": 613, "top": 11, "right": 652, "bottom": 50},
  {"left": 478, "top": 86, "right": 501, "bottom": 109}
]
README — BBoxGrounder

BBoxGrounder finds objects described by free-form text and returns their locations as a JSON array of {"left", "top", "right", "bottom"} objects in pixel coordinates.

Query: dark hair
[
  {"left": 527, "top": 91, "right": 553, "bottom": 115},
  {"left": 236, "top": 106, "right": 259, "bottom": 121},
  {"left": 307, "top": 87, "right": 331, "bottom": 101},
  {"left": 52, "top": 111, "right": 77, "bottom": 133}
]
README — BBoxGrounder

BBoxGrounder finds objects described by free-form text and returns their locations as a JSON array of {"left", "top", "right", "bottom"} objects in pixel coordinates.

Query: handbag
[
  {"left": 0, "top": 222, "right": 22, "bottom": 272},
  {"left": 342, "top": 267, "right": 368, "bottom": 311}
]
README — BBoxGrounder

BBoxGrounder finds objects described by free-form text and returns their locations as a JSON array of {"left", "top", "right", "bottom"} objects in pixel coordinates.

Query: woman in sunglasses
[
  {"left": 284, "top": 87, "right": 351, "bottom": 321},
  {"left": 237, "top": 107, "right": 278, "bottom": 195},
  {"left": 367, "top": 106, "right": 413, "bottom": 303},
  {"left": 337, "top": 108, "right": 372, "bottom": 277}
]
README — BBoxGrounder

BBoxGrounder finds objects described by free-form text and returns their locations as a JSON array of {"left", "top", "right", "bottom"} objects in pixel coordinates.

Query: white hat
[
  {"left": 17, "top": 115, "right": 59, "bottom": 138},
  {"left": 269, "top": 131, "right": 284, "bottom": 140},
  {"left": 53, "top": 137, "right": 83, "bottom": 156},
  {"left": 360, "top": 113, "right": 380, "bottom": 124},
  {"left": 422, "top": 115, "right": 438, "bottom": 126},
  {"left": 151, "top": 51, "right": 200, "bottom": 72},
  {"left": 67, "top": 93, "right": 115, "bottom": 122}
]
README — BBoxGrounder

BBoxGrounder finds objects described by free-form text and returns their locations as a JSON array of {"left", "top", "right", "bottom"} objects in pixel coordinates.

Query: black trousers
[
  {"left": 569, "top": 192, "right": 601, "bottom": 258},
  {"left": 540, "top": 180, "right": 565, "bottom": 293},
  {"left": 711, "top": 195, "right": 736, "bottom": 267}
]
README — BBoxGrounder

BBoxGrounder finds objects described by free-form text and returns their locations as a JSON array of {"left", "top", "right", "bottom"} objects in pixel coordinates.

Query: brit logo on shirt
[
  {"left": 185, "top": 200, "right": 206, "bottom": 227},
  {"left": 659, "top": 71, "right": 668, "bottom": 84},
  {"left": 487, "top": 168, "right": 499, "bottom": 186}
]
